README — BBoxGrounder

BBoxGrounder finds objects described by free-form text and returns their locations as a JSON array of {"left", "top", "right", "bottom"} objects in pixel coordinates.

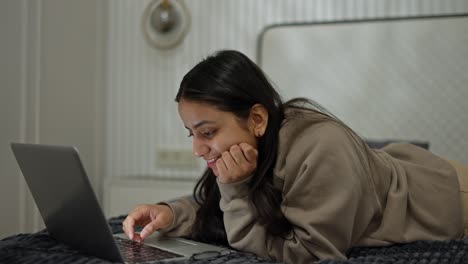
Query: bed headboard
[{"left": 258, "top": 14, "right": 468, "bottom": 163}]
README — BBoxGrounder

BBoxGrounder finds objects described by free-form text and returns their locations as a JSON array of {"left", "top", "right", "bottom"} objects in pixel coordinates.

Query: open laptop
[{"left": 10, "top": 142, "right": 226, "bottom": 263}]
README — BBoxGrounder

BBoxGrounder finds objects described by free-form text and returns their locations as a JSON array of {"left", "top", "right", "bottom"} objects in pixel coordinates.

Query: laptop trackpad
[{"left": 144, "top": 235, "right": 197, "bottom": 249}]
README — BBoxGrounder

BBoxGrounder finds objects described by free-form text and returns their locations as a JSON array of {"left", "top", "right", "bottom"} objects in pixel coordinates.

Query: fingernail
[
  {"left": 140, "top": 230, "right": 147, "bottom": 239},
  {"left": 129, "top": 233, "right": 133, "bottom": 240}
]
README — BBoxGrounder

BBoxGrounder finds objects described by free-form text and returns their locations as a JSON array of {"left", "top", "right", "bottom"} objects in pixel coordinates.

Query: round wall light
[{"left": 142, "top": 0, "right": 191, "bottom": 49}]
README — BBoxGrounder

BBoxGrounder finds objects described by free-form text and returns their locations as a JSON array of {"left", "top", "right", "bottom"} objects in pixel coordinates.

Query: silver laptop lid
[{"left": 10, "top": 143, "right": 124, "bottom": 263}]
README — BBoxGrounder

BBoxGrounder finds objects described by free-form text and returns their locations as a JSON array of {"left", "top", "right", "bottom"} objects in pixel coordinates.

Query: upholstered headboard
[{"left": 258, "top": 14, "right": 468, "bottom": 163}]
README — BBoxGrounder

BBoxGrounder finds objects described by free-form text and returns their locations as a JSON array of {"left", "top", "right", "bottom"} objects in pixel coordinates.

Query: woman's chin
[{"left": 210, "top": 166, "right": 219, "bottom": 177}]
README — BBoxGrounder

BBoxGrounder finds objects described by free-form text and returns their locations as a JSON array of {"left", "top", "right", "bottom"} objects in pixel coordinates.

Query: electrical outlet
[{"left": 156, "top": 148, "right": 199, "bottom": 169}]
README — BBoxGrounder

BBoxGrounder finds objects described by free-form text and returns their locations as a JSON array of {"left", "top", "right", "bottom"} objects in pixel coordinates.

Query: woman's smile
[{"left": 206, "top": 157, "right": 218, "bottom": 168}]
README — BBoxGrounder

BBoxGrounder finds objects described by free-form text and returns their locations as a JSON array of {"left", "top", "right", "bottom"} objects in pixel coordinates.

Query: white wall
[
  {"left": 105, "top": 0, "right": 468, "bottom": 181},
  {"left": 0, "top": 0, "right": 106, "bottom": 238},
  {"left": 0, "top": 0, "right": 23, "bottom": 239}
]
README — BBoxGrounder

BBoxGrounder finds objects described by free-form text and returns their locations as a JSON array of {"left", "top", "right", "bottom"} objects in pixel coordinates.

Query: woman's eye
[
  {"left": 187, "top": 131, "right": 193, "bottom": 137},
  {"left": 202, "top": 131, "right": 215, "bottom": 137}
]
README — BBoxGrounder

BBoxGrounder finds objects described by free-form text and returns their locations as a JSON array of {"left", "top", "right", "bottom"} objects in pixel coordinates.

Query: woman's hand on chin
[{"left": 215, "top": 143, "right": 258, "bottom": 184}]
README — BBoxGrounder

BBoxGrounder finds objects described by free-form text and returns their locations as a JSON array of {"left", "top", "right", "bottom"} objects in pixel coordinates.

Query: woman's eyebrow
[{"left": 188, "top": 120, "right": 216, "bottom": 129}]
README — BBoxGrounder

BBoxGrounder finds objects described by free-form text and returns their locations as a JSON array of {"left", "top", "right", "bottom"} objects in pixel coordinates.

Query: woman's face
[{"left": 178, "top": 99, "right": 258, "bottom": 176}]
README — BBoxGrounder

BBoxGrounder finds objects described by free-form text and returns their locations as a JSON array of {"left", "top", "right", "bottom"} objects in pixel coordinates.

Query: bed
[
  {"left": 1, "top": 214, "right": 468, "bottom": 263},
  {"left": 2, "top": 140, "right": 467, "bottom": 264}
]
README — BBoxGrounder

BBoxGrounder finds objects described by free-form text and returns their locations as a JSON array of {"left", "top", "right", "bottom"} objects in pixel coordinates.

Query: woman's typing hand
[{"left": 122, "top": 204, "right": 174, "bottom": 242}]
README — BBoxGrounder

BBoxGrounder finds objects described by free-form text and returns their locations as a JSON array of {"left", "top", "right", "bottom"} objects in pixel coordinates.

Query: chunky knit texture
[{"left": 1, "top": 216, "right": 467, "bottom": 264}]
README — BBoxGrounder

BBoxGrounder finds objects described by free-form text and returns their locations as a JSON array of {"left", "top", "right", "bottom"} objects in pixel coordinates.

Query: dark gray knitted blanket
[{"left": 1, "top": 215, "right": 467, "bottom": 264}]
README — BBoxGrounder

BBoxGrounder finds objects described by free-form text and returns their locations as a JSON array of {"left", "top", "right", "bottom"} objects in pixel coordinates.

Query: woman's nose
[{"left": 193, "top": 139, "right": 209, "bottom": 157}]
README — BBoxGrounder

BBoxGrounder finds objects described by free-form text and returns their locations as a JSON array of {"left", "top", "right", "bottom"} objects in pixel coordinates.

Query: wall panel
[{"left": 106, "top": 0, "right": 468, "bottom": 179}]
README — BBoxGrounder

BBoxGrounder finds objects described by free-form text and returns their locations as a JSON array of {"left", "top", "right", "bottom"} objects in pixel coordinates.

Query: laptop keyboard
[{"left": 115, "top": 236, "right": 183, "bottom": 263}]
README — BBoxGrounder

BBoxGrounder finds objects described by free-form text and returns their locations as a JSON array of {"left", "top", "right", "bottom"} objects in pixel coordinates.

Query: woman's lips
[{"left": 206, "top": 158, "right": 218, "bottom": 168}]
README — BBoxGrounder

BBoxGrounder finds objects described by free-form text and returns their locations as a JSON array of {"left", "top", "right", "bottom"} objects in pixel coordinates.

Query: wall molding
[
  {"left": 17, "top": 0, "right": 44, "bottom": 233},
  {"left": 93, "top": 0, "right": 108, "bottom": 204}
]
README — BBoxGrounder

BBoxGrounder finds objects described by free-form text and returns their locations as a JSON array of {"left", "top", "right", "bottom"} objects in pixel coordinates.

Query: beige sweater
[{"left": 161, "top": 109, "right": 463, "bottom": 263}]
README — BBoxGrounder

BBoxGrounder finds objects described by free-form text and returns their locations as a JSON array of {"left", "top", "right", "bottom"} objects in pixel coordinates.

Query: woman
[{"left": 122, "top": 50, "right": 465, "bottom": 263}]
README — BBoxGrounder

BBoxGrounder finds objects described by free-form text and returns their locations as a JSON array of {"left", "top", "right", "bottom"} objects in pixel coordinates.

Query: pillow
[{"left": 365, "top": 139, "right": 429, "bottom": 150}]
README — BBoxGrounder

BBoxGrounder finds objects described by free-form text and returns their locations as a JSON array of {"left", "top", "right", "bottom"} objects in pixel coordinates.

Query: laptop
[{"left": 10, "top": 142, "right": 226, "bottom": 263}]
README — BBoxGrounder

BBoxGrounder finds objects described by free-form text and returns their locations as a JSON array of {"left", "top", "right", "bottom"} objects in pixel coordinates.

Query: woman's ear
[{"left": 249, "top": 104, "right": 268, "bottom": 137}]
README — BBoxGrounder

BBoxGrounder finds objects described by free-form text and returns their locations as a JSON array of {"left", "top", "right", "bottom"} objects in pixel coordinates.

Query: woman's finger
[
  {"left": 229, "top": 145, "right": 246, "bottom": 165},
  {"left": 239, "top": 143, "right": 258, "bottom": 163}
]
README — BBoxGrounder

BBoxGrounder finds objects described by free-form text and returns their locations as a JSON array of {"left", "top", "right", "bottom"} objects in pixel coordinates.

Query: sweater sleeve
[
  {"left": 158, "top": 195, "right": 199, "bottom": 237},
  {"left": 218, "top": 122, "right": 377, "bottom": 263}
]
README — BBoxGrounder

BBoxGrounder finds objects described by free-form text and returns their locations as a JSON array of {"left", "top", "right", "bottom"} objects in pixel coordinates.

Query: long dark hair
[
  {"left": 175, "top": 50, "right": 290, "bottom": 244},
  {"left": 174, "top": 50, "right": 371, "bottom": 245}
]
